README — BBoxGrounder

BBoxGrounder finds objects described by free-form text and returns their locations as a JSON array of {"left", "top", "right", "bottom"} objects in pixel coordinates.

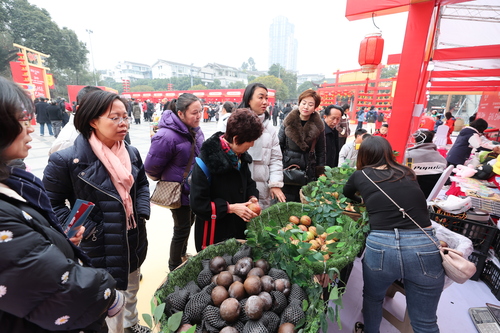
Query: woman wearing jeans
[{"left": 344, "top": 136, "right": 444, "bottom": 333}]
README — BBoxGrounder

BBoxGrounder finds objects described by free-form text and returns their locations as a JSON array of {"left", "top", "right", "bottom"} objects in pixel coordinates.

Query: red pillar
[{"left": 386, "top": 1, "right": 436, "bottom": 161}]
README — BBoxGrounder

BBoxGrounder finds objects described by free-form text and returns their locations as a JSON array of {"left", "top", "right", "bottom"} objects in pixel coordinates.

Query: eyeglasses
[{"left": 100, "top": 116, "right": 129, "bottom": 125}]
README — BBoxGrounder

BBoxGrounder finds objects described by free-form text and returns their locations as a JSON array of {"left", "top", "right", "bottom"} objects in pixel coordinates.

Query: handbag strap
[
  {"left": 182, "top": 141, "right": 196, "bottom": 181},
  {"left": 202, "top": 202, "right": 216, "bottom": 249},
  {"left": 284, "top": 164, "right": 302, "bottom": 170},
  {"left": 361, "top": 169, "right": 441, "bottom": 250}
]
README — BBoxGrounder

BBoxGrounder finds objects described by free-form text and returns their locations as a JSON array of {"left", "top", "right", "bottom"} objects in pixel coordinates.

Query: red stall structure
[
  {"left": 317, "top": 65, "right": 396, "bottom": 122},
  {"left": 346, "top": 0, "right": 500, "bottom": 161},
  {"left": 120, "top": 88, "right": 276, "bottom": 105}
]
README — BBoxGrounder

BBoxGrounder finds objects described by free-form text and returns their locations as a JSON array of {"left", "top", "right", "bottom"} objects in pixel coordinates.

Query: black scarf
[{"left": 3, "top": 166, "right": 91, "bottom": 264}]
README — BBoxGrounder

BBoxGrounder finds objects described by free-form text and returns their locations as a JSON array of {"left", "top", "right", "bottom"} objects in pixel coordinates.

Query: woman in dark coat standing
[
  {"left": 279, "top": 90, "right": 326, "bottom": 202},
  {"left": 190, "top": 109, "right": 262, "bottom": 251},
  {"left": 144, "top": 93, "right": 204, "bottom": 271},
  {"left": 0, "top": 77, "right": 124, "bottom": 332},
  {"left": 43, "top": 90, "right": 150, "bottom": 333}
]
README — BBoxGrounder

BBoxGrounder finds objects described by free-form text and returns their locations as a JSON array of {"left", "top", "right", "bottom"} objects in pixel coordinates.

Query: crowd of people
[{"left": 2, "top": 75, "right": 495, "bottom": 333}]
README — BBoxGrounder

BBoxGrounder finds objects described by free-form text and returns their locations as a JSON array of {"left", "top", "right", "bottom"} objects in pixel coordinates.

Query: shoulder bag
[
  {"left": 150, "top": 142, "right": 195, "bottom": 209},
  {"left": 362, "top": 170, "right": 476, "bottom": 284},
  {"left": 283, "top": 137, "right": 317, "bottom": 186}
]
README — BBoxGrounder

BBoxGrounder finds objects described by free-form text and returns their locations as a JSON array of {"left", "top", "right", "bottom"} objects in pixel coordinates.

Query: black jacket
[
  {"left": 190, "top": 132, "right": 258, "bottom": 251},
  {"left": 0, "top": 192, "right": 115, "bottom": 332},
  {"left": 35, "top": 102, "right": 50, "bottom": 123},
  {"left": 279, "top": 109, "right": 326, "bottom": 181},
  {"left": 47, "top": 104, "right": 64, "bottom": 121},
  {"left": 324, "top": 121, "right": 340, "bottom": 167},
  {"left": 43, "top": 135, "right": 150, "bottom": 290}
]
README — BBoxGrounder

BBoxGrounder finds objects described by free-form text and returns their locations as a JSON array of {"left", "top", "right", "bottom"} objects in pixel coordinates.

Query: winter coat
[
  {"left": 324, "top": 121, "right": 340, "bottom": 168},
  {"left": 407, "top": 142, "right": 448, "bottom": 198},
  {"left": 144, "top": 110, "right": 204, "bottom": 206},
  {"left": 47, "top": 104, "right": 64, "bottom": 121},
  {"left": 247, "top": 113, "right": 283, "bottom": 209},
  {"left": 43, "top": 135, "right": 150, "bottom": 290},
  {"left": 366, "top": 110, "right": 377, "bottom": 123},
  {"left": 132, "top": 104, "right": 142, "bottom": 119},
  {"left": 35, "top": 102, "right": 50, "bottom": 123},
  {"left": 446, "top": 126, "right": 479, "bottom": 166},
  {"left": 338, "top": 141, "right": 358, "bottom": 167},
  {"left": 279, "top": 109, "right": 326, "bottom": 181},
  {"left": 357, "top": 110, "right": 365, "bottom": 122},
  {"left": 217, "top": 113, "right": 231, "bottom": 132},
  {"left": 280, "top": 106, "right": 292, "bottom": 120},
  {"left": 190, "top": 132, "right": 258, "bottom": 251},
  {"left": 0, "top": 186, "right": 115, "bottom": 332}
]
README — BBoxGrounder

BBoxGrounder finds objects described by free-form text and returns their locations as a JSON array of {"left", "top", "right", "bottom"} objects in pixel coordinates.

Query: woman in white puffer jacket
[{"left": 239, "top": 83, "right": 286, "bottom": 209}]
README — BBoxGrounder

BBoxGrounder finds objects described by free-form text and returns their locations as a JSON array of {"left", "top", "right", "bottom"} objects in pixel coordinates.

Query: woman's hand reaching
[
  {"left": 69, "top": 226, "right": 85, "bottom": 246},
  {"left": 270, "top": 187, "right": 286, "bottom": 203},
  {"left": 229, "top": 200, "right": 258, "bottom": 222}
]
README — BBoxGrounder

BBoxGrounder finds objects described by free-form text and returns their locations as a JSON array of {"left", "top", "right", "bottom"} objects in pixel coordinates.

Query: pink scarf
[{"left": 89, "top": 132, "right": 136, "bottom": 229}]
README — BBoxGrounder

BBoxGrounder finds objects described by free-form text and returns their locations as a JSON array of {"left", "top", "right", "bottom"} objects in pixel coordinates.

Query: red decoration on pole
[{"left": 358, "top": 33, "right": 384, "bottom": 73}]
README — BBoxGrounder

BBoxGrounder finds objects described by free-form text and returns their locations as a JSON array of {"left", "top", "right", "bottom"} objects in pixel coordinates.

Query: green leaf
[
  {"left": 186, "top": 326, "right": 197, "bottom": 333},
  {"left": 302, "top": 299, "right": 309, "bottom": 311},
  {"left": 153, "top": 303, "right": 166, "bottom": 323},
  {"left": 167, "top": 312, "right": 183, "bottom": 331},
  {"left": 319, "top": 175, "right": 327, "bottom": 183},
  {"left": 142, "top": 313, "right": 152, "bottom": 329},
  {"left": 329, "top": 286, "right": 339, "bottom": 300}
]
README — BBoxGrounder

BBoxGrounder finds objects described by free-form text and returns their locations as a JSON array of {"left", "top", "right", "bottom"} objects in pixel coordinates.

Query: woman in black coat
[
  {"left": 43, "top": 91, "right": 150, "bottom": 333},
  {"left": 190, "top": 109, "right": 262, "bottom": 251},
  {"left": 0, "top": 77, "right": 124, "bottom": 332},
  {"left": 279, "top": 90, "right": 326, "bottom": 202}
]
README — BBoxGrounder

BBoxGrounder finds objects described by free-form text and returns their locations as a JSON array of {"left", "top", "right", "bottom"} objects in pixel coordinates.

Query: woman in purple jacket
[{"left": 144, "top": 93, "right": 204, "bottom": 271}]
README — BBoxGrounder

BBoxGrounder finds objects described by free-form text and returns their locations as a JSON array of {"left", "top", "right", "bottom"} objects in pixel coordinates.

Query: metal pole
[{"left": 86, "top": 29, "right": 97, "bottom": 86}]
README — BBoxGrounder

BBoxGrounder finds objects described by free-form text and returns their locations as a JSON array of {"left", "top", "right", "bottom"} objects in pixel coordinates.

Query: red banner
[{"left": 29, "top": 65, "right": 47, "bottom": 98}]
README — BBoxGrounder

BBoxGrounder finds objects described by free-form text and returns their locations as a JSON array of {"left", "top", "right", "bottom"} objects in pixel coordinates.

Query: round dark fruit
[
  {"left": 228, "top": 281, "right": 246, "bottom": 300},
  {"left": 217, "top": 271, "right": 233, "bottom": 288},
  {"left": 209, "top": 256, "right": 227, "bottom": 274},
  {"left": 243, "top": 275, "right": 262, "bottom": 295},
  {"left": 245, "top": 295, "right": 264, "bottom": 320},
  {"left": 220, "top": 298, "right": 241, "bottom": 323},
  {"left": 261, "top": 275, "right": 274, "bottom": 292},
  {"left": 211, "top": 285, "right": 229, "bottom": 307},
  {"left": 278, "top": 323, "right": 296, "bottom": 333},
  {"left": 220, "top": 327, "right": 238, "bottom": 333},
  {"left": 254, "top": 259, "right": 270, "bottom": 274},
  {"left": 258, "top": 291, "right": 272, "bottom": 311},
  {"left": 234, "top": 257, "right": 253, "bottom": 277},
  {"left": 275, "top": 278, "right": 291, "bottom": 296},
  {"left": 227, "top": 265, "right": 235, "bottom": 275},
  {"left": 247, "top": 267, "right": 265, "bottom": 278}
]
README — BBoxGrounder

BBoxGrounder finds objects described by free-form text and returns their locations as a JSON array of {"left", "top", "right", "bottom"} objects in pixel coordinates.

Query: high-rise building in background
[{"left": 269, "top": 16, "right": 298, "bottom": 72}]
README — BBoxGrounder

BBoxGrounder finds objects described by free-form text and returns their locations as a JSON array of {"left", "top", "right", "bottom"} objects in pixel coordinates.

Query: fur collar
[
  {"left": 283, "top": 109, "right": 324, "bottom": 151},
  {"left": 200, "top": 132, "right": 253, "bottom": 175}
]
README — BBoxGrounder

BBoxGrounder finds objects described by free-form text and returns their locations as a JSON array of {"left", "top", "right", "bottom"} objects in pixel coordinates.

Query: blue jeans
[
  {"left": 39, "top": 122, "right": 53, "bottom": 136},
  {"left": 362, "top": 228, "right": 444, "bottom": 333}
]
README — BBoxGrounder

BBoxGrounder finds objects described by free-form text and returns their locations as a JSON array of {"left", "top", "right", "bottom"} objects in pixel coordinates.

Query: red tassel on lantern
[{"left": 358, "top": 33, "right": 384, "bottom": 73}]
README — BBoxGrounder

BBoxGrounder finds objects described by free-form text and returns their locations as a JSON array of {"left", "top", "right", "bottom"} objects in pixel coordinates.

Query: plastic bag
[{"left": 431, "top": 221, "right": 474, "bottom": 288}]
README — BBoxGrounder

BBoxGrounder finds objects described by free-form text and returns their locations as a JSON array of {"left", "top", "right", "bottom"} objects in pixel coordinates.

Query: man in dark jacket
[
  {"left": 323, "top": 105, "right": 343, "bottom": 168},
  {"left": 47, "top": 99, "right": 64, "bottom": 138},
  {"left": 35, "top": 97, "right": 53, "bottom": 136}
]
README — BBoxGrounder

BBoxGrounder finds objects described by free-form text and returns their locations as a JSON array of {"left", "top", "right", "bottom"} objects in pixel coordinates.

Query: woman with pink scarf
[{"left": 43, "top": 90, "right": 151, "bottom": 333}]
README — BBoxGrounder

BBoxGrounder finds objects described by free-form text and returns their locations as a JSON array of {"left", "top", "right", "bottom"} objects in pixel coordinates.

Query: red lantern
[{"left": 358, "top": 33, "right": 384, "bottom": 73}]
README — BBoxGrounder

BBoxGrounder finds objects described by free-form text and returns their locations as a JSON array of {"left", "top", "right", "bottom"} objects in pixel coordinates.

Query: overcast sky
[{"left": 28, "top": 0, "right": 408, "bottom": 76}]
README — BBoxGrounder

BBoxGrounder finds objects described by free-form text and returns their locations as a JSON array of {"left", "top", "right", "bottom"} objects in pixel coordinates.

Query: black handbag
[{"left": 283, "top": 164, "right": 307, "bottom": 186}]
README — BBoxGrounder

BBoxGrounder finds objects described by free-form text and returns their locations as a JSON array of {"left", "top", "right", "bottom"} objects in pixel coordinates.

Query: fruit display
[
  {"left": 281, "top": 215, "right": 343, "bottom": 261},
  {"left": 159, "top": 242, "right": 307, "bottom": 332}
]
